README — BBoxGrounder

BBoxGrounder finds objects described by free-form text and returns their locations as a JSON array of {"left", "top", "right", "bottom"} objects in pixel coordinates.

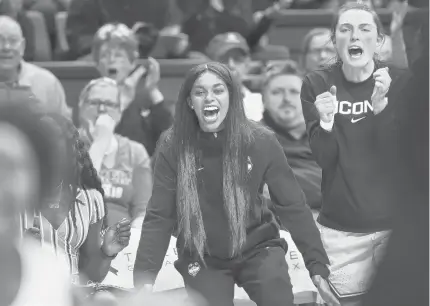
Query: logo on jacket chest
[
  {"left": 188, "top": 262, "right": 201, "bottom": 277},
  {"left": 335, "top": 100, "right": 373, "bottom": 116}
]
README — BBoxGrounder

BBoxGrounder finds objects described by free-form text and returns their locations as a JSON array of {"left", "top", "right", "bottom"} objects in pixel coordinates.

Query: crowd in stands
[
  {"left": 0, "top": 0, "right": 428, "bottom": 305},
  {"left": 0, "top": 0, "right": 412, "bottom": 62}
]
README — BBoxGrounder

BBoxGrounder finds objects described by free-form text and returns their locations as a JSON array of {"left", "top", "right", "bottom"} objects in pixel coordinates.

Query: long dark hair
[
  {"left": 39, "top": 113, "right": 106, "bottom": 228},
  {"left": 170, "top": 62, "right": 254, "bottom": 259}
]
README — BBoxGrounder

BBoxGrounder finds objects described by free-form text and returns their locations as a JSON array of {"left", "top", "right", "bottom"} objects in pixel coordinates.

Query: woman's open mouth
[
  {"left": 202, "top": 105, "right": 220, "bottom": 123},
  {"left": 107, "top": 68, "right": 118, "bottom": 78},
  {"left": 348, "top": 46, "right": 363, "bottom": 59}
]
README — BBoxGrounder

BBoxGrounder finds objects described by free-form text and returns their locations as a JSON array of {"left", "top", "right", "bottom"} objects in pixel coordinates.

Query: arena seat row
[{"left": 29, "top": 9, "right": 402, "bottom": 62}]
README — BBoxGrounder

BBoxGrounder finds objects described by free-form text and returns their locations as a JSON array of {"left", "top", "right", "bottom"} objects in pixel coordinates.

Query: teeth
[{"left": 204, "top": 106, "right": 219, "bottom": 111}]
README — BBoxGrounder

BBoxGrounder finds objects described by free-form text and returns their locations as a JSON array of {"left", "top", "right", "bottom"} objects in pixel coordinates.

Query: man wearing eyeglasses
[{"left": 0, "top": 16, "right": 70, "bottom": 117}]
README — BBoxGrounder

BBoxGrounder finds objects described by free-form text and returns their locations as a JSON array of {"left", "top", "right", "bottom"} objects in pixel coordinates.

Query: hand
[
  {"left": 144, "top": 57, "right": 161, "bottom": 92},
  {"left": 101, "top": 219, "right": 132, "bottom": 257},
  {"left": 315, "top": 85, "right": 338, "bottom": 123},
  {"left": 312, "top": 275, "right": 340, "bottom": 306},
  {"left": 264, "top": 0, "right": 292, "bottom": 19},
  {"left": 92, "top": 114, "right": 116, "bottom": 141},
  {"left": 371, "top": 67, "right": 391, "bottom": 114},
  {"left": 390, "top": 1, "right": 408, "bottom": 35}
]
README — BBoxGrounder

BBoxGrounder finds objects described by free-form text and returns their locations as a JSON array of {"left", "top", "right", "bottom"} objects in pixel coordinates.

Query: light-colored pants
[{"left": 319, "top": 224, "right": 391, "bottom": 299}]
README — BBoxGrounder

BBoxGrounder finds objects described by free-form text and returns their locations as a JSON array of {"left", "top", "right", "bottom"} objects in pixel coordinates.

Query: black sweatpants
[{"left": 174, "top": 246, "right": 294, "bottom": 306}]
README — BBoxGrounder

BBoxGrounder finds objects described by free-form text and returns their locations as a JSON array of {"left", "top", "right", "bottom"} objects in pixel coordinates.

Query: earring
[{"left": 190, "top": 105, "right": 194, "bottom": 109}]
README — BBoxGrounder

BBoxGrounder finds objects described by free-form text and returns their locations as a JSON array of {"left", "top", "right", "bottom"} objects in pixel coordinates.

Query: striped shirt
[{"left": 20, "top": 188, "right": 105, "bottom": 283}]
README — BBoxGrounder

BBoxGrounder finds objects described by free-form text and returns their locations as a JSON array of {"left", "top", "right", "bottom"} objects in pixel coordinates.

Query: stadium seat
[
  {"left": 25, "top": 11, "right": 52, "bottom": 61},
  {"left": 55, "top": 11, "right": 69, "bottom": 54}
]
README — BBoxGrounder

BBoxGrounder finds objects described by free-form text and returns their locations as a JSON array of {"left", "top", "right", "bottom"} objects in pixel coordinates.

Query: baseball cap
[{"left": 206, "top": 32, "right": 250, "bottom": 61}]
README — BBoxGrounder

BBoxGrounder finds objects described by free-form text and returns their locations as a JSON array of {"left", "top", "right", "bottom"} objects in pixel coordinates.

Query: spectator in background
[
  {"left": 206, "top": 32, "right": 264, "bottom": 121},
  {"left": 181, "top": 0, "right": 290, "bottom": 59},
  {"left": 66, "top": 0, "right": 175, "bottom": 60},
  {"left": 90, "top": 24, "right": 173, "bottom": 156},
  {"left": 0, "top": 16, "right": 70, "bottom": 116},
  {"left": 78, "top": 78, "right": 153, "bottom": 228},
  {"left": 260, "top": 61, "right": 322, "bottom": 216},
  {"left": 300, "top": 28, "right": 336, "bottom": 73},
  {"left": 0, "top": 0, "right": 36, "bottom": 61}
]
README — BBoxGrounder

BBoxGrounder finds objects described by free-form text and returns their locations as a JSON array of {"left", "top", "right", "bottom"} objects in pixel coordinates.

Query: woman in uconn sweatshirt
[
  {"left": 133, "top": 62, "right": 336, "bottom": 306},
  {"left": 300, "top": 3, "right": 406, "bottom": 305}
]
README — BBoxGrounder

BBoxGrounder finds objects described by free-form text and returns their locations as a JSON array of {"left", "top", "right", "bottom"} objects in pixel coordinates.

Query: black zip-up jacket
[{"left": 134, "top": 125, "right": 329, "bottom": 287}]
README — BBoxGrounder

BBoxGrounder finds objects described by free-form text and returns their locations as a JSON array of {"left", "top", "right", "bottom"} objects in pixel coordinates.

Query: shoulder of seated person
[{"left": 21, "top": 61, "right": 60, "bottom": 83}]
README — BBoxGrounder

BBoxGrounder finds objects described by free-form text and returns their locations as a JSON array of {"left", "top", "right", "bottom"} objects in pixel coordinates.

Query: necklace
[{"left": 48, "top": 181, "right": 63, "bottom": 209}]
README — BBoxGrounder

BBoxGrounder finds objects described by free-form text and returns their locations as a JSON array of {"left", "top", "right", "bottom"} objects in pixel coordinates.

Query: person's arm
[
  {"left": 389, "top": 1, "right": 409, "bottom": 69},
  {"left": 301, "top": 77, "right": 339, "bottom": 169},
  {"left": 79, "top": 220, "right": 114, "bottom": 282},
  {"left": 133, "top": 140, "right": 177, "bottom": 288},
  {"left": 78, "top": 191, "right": 112, "bottom": 282},
  {"left": 148, "top": 89, "right": 173, "bottom": 146},
  {"left": 142, "top": 59, "right": 174, "bottom": 147},
  {"left": 264, "top": 132, "right": 330, "bottom": 279},
  {"left": 79, "top": 190, "right": 131, "bottom": 282},
  {"left": 129, "top": 143, "right": 153, "bottom": 222},
  {"left": 65, "top": 0, "right": 101, "bottom": 59},
  {"left": 246, "top": 13, "right": 273, "bottom": 51}
]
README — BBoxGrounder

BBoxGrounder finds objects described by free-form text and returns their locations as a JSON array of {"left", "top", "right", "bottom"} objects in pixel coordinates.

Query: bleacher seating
[
  {"left": 31, "top": 7, "right": 427, "bottom": 114},
  {"left": 25, "top": 11, "right": 52, "bottom": 61},
  {"left": 55, "top": 11, "right": 69, "bottom": 55},
  {"left": 53, "top": 9, "right": 397, "bottom": 62}
]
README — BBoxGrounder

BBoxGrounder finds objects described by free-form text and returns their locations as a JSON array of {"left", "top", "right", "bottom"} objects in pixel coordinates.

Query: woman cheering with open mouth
[
  {"left": 301, "top": 3, "right": 405, "bottom": 305},
  {"left": 134, "top": 62, "right": 337, "bottom": 306}
]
